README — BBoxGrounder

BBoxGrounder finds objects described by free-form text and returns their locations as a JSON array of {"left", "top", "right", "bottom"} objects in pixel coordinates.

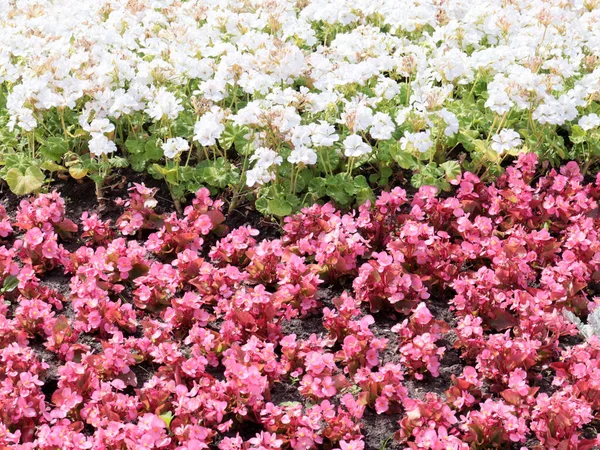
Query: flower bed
[
  {"left": 1, "top": 0, "right": 600, "bottom": 216},
  {"left": 1, "top": 154, "right": 600, "bottom": 449}
]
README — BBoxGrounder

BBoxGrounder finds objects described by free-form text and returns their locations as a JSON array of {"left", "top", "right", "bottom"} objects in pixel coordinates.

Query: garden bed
[
  {"left": 2, "top": 0, "right": 600, "bottom": 448},
  {"left": 2, "top": 155, "right": 600, "bottom": 449}
]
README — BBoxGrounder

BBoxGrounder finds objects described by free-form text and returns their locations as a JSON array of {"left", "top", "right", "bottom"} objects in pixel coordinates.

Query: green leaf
[
  {"left": 129, "top": 153, "right": 147, "bottom": 172},
  {"left": 125, "top": 138, "right": 145, "bottom": 154},
  {"left": 3, "top": 153, "right": 33, "bottom": 173},
  {"left": 472, "top": 139, "right": 488, "bottom": 153},
  {"left": 570, "top": 125, "right": 587, "bottom": 144},
  {"left": 2, "top": 275, "right": 19, "bottom": 293},
  {"left": 267, "top": 198, "right": 292, "bottom": 217},
  {"left": 378, "top": 166, "right": 393, "bottom": 186},
  {"left": 327, "top": 177, "right": 351, "bottom": 206},
  {"left": 40, "top": 161, "right": 66, "bottom": 172},
  {"left": 145, "top": 140, "right": 163, "bottom": 161},
  {"left": 172, "top": 112, "right": 195, "bottom": 137},
  {"left": 159, "top": 411, "right": 174, "bottom": 429},
  {"left": 440, "top": 160, "right": 461, "bottom": 180},
  {"left": 151, "top": 164, "right": 179, "bottom": 185},
  {"left": 221, "top": 124, "right": 251, "bottom": 154},
  {"left": 354, "top": 175, "right": 375, "bottom": 204},
  {"left": 256, "top": 196, "right": 270, "bottom": 216},
  {"left": 109, "top": 156, "right": 129, "bottom": 168},
  {"left": 279, "top": 401, "right": 301, "bottom": 407},
  {"left": 198, "top": 159, "right": 240, "bottom": 188},
  {"left": 391, "top": 149, "right": 417, "bottom": 170},
  {"left": 40, "top": 137, "right": 69, "bottom": 163},
  {"left": 5, "top": 166, "right": 45, "bottom": 195},
  {"left": 308, "top": 177, "right": 327, "bottom": 197}
]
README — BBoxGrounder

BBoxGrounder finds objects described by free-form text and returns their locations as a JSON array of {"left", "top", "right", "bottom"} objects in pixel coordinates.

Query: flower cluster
[
  {"left": 2, "top": 155, "right": 600, "bottom": 448},
  {"left": 4, "top": 0, "right": 600, "bottom": 215}
]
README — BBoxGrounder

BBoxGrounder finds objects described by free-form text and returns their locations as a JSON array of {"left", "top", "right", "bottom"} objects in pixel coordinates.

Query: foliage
[
  {"left": 1, "top": 156, "right": 600, "bottom": 448},
  {"left": 2, "top": 1, "right": 600, "bottom": 214}
]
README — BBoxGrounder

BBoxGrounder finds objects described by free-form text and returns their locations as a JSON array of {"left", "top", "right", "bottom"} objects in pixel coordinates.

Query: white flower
[
  {"left": 395, "top": 108, "right": 411, "bottom": 127},
  {"left": 485, "top": 87, "right": 513, "bottom": 115},
  {"left": 437, "top": 109, "right": 459, "bottom": 136},
  {"left": 343, "top": 134, "right": 371, "bottom": 158},
  {"left": 145, "top": 87, "right": 183, "bottom": 121},
  {"left": 194, "top": 109, "right": 225, "bottom": 146},
  {"left": 246, "top": 147, "right": 282, "bottom": 187},
  {"left": 250, "top": 147, "right": 283, "bottom": 167},
  {"left": 375, "top": 78, "right": 400, "bottom": 100},
  {"left": 161, "top": 137, "right": 189, "bottom": 159},
  {"left": 89, "top": 134, "right": 117, "bottom": 156},
  {"left": 370, "top": 112, "right": 395, "bottom": 140},
  {"left": 400, "top": 130, "right": 433, "bottom": 153},
  {"left": 110, "top": 89, "right": 143, "bottom": 118},
  {"left": 84, "top": 118, "right": 114, "bottom": 136},
  {"left": 354, "top": 106, "right": 374, "bottom": 132},
  {"left": 341, "top": 104, "right": 374, "bottom": 132},
  {"left": 311, "top": 121, "right": 338, "bottom": 147},
  {"left": 491, "top": 129, "right": 522, "bottom": 154},
  {"left": 246, "top": 166, "right": 276, "bottom": 187},
  {"left": 579, "top": 113, "right": 600, "bottom": 131},
  {"left": 291, "top": 125, "right": 312, "bottom": 148},
  {"left": 288, "top": 146, "right": 317, "bottom": 165},
  {"left": 272, "top": 106, "right": 301, "bottom": 133},
  {"left": 199, "top": 79, "right": 227, "bottom": 102}
]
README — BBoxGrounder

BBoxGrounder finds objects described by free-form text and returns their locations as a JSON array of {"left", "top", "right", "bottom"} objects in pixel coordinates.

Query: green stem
[
  {"left": 228, "top": 150, "right": 250, "bottom": 214},
  {"left": 467, "top": 72, "right": 479, "bottom": 98},
  {"left": 486, "top": 114, "right": 498, "bottom": 144},
  {"left": 582, "top": 142, "right": 594, "bottom": 176},
  {"left": 185, "top": 145, "right": 193, "bottom": 166},
  {"left": 289, "top": 163, "right": 295, "bottom": 194},
  {"left": 347, "top": 157, "right": 355, "bottom": 176}
]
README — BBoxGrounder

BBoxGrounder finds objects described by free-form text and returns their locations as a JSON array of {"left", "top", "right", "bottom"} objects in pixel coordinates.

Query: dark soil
[{"left": 362, "top": 409, "right": 402, "bottom": 450}]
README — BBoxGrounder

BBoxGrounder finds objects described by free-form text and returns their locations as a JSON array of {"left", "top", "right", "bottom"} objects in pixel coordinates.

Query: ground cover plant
[
  {"left": 1, "top": 0, "right": 600, "bottom": 216},
  {"left": 1, "top": 154, "right": 600, "bottom": 448}
]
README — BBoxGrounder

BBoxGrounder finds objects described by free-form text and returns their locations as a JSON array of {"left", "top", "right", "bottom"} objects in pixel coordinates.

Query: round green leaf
[
  {"left": 267, "top": 198, "right": 292, "bottom": 217},
  {"left": 5, "top": 166, "right": 44, "bottom": 195}
]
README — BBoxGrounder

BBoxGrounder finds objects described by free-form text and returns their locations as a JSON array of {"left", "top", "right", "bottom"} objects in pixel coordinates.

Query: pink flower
[
  {"left": 339, "top": 439, "right": 364, "bottom": 450},
  {"left": 413, "top": 302, "right": 433, "bottom": 325}
]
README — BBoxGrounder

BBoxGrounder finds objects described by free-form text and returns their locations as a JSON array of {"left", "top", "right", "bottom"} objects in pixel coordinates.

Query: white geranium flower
[
  {"left": 370, "top": 112, "right": 395, "bottom": 140},
  {"left": 84, "top": 118, "right": 114, "bottom": 135},
  {"left": 288, "top": 146, "right": 317, "bottom": 165},
  {"left": 194, "top": 108, "right": 225, "bottom": 146},
  {"left": 145, "top": 87, "right": 183, "bottom": 121},
  {"left": 199, "top": 79, "right": 227, "bottom": 102},
  {"left": 491, "top": 129, "right": 522, "bottom": 154},
  {"left": 245, "top": 147, "right": 283, "bottom": 187},
  {"left": 246, "top": 166, "right": 276, "bottom": 187},
  {"left": 162, "top": 137, "right": 189, "bottom": 159},
  {"left": 291, "top": 126, "right": 312, "bottom": 148},
  {"left": 89, "top": 134, "right": 117, "bottom": 156},
  {"left": 579, "top": 113, "right": 600, "bottom": 131},
  {"left": 311, "top": 121, "right": 339, "bottom": 147},
  {"left": 400, "top": 130, "right": 433, "bottom": 153},
  {"left": 485, "top": 87, "right": 513, "bottom": 115},
  {"left": 343, "top": 134, "right": 371, "bottom": 157},
  {"left": 250, "top": 147, "right": 283, "bottom": 167},
  {"left": 437, "top": 109, "right": 459, "bottom": 136}
]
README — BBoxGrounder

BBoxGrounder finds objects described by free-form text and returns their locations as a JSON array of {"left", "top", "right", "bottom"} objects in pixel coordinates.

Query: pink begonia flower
[
  {"left": 339, "top": 439, "right": 365, "bottom": 450},
  {"left": 413, "top": 302, "right": 433, "bottom": 325}
]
